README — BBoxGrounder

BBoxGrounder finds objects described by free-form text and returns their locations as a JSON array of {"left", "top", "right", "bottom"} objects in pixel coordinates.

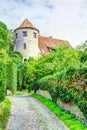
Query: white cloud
[{"left": 0, "top": 0, "right": 87, "bottom": 47}]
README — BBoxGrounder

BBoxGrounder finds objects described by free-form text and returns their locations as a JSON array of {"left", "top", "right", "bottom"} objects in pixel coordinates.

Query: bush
[
  {"left": 6, "top": 59, "right": 17, "bottom": 93},
  {"left": 0, "top": 52, "right": 6, "bottom": 102},
  {"left": 0, "top": 98, "right": 11, "bottom": 129}
]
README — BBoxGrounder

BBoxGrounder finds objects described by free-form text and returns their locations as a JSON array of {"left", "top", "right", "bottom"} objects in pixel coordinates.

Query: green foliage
[
  {"left": 0, "top": 21, "right": 9, "bottom": 102},
  {"left": 0, "top": 50, "right": 7, "bottom": 102},
  {"left": 9, "top": 29, "right": 16, "bottom": 52},
  {"left": 76, "top": 40, "right": 87, "bottom": 51},
  {"left": 0, "top": 21, "right": 9, "bottom": 50},
  {"left": 0, "top": 98, "right": 11, "bottom": 129},
  {"left": 0, "top": 21, "right": 20, "bottom": 101},
  {"left": 32, "top": 94, "right": 87, "bottom": 130},
  {"left": 6, "top": 59, "right": 17, "bottom": 93},
  {"left": 25, "top": 45, "right": 87, "bottom": 120},
  {"left": 17, "top": 58, "right": 35, "bottom": 91},
  {"left": 0, "top": 61, "right": 6, "bottom": 102},
  {"left": 8, "top": 51, "right": 23, "bottom": 92},
  {"left": 14, "top": 89, "right": 28, "bottom": 96},
  {"left": 10, "top": 51, "right": 23, "bottom": 64},
  {"left": 79, "top": 49, "right": 87, "bottom": 63}
]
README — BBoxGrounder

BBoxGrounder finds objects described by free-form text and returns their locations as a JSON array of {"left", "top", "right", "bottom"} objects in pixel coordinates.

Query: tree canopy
[{"left": 0, "top": 21, "right": 9, "bottom": 50}]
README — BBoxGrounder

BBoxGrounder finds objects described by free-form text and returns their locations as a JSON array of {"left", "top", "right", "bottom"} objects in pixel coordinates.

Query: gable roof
[
  {"left": 15, "top": 18, "right": 39, "bottom": 32},
  {"left": 38, "top": 36, "right": 72, "bottom": 55}
]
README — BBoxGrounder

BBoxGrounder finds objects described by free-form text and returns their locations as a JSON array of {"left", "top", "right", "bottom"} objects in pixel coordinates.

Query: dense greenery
[
  {"left": 76, "top": 40, "right": 87, "bottom": 51},
  {"left": 9, "top": 29, "right": 16, "bottom": 53},
  {"left": 0, "top": 50, "right": 7, "bottom": 102},
  {"left": 22, "top": 45, "right": 87, "bottom": 120},
  {"left": 32, "top": 94, "right": 87, "bottom": 130},
  {"left": 17, "top": 57, "right": 35, "bottom": 91},
  {"left": 0, "top": 20, "right": 87, "bottom": 127},
  {"left": 6, "top": 59, "right": 17, "bottom": 93},
  {"left": 0, "top": 98, "right": 11, "bottom": 130},
  {"left": 0, "top": 21, "right": 22, "bottom": 102},
  {"left": 0, "top": 21, "right": 9, "bottom": 50}
]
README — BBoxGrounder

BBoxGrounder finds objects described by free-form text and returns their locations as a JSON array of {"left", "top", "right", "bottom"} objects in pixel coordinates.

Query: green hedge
[
  {"left": 37, "top": 64, "right": 87, "bottom": 120},
  {"left": 6, "top": 59, "right": 17, "bottom": 93},
  {"left": 0, "top": 50, "right": 7, "bottom": 102},
  {"left": 0, "top": 60, "right": 6, "bottom": 102}
]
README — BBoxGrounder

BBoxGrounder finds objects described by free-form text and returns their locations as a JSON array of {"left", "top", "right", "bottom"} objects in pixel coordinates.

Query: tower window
[
  {"left": 22, "top": 31, "right": 27, "bottom": 37},
  {"left": 33, "top": 32, "right": 37, "bottom": 38},
  {"left": 16, "top": 33, "right": 17, "bottom": 38},
  {"left": 24, "top": 43, "right": 26, "bottom": 49}
]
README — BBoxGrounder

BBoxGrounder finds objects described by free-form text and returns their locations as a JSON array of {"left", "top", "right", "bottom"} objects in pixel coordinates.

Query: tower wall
[{"left": 14, "top": 28, "right": 39, "bottom": 60}]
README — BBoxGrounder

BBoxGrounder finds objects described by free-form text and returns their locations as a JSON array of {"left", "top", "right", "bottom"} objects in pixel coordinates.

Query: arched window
[{"left": 24, "top": 43, "right": 26, "bottom": 49}]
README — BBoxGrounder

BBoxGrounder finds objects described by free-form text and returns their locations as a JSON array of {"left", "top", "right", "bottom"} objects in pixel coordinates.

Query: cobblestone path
[{"left": 6, "top": 95, "right": 69, "bottom": 130}]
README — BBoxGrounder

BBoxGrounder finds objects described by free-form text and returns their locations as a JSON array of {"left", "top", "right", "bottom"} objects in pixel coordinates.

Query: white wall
[{"left": 14, "top": 28, "right": 40, "bottom": 60}]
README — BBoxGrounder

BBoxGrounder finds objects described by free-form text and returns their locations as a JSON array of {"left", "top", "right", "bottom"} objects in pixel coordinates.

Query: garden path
[{"left": 6, "top": 95, "right": 69, "bottom": 130}]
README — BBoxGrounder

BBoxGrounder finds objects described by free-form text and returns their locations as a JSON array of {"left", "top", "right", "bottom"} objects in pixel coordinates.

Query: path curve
[{"left": 6, "top": 95, "right": 69, "bottom": 130}]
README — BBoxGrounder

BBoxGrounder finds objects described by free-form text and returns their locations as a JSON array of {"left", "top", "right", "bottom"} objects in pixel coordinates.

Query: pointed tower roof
[{"left": 15, "top": 18, "right": 39, "bottom": 32}]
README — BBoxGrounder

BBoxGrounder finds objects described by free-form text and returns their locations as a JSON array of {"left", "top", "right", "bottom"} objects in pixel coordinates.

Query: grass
[
  {"left": 31, "top": 93, "right": 87, "bottom": 130},
  {"left": 0, "top": 98, "right": 11, "bottom": 130},
  {"left": 14, "top": 89, "right": 29, "bottom": 96}
]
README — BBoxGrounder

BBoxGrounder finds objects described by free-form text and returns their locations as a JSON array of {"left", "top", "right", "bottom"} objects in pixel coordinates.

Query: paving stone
[{"left": 6, "top": 95, "right": 69, "bottom": 130}]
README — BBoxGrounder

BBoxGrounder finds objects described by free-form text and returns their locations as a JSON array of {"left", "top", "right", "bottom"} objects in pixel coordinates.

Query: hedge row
[
  {"left": 0, "top": 21, "right": 20, "bottom": 102},
  {"left": 0, "top": 58, "right": 18, "bottom": 102},
  {"left": 6, "top": 59, "right": 17, "bottom": 93},
  {"left": 0, "top": 59, "right": 6, "bottom": 102},
  {"left": 37, "top": 63, "right": 87, "bottom": 119}
]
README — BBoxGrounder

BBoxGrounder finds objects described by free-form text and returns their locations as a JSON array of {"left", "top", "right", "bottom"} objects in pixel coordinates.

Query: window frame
[
  {"left": 22, "top": 31, "right": 27, "bottom": 37},
  {"left": 23, "top": 43, "right": 26, "bottom": 49},
  {"left": 33, "top": 32, "right": 37, "bottom": 38}
]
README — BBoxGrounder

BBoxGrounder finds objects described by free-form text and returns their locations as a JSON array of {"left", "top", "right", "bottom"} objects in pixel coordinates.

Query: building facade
[
  {"left": 14, "top": 19, "right": 71, "bottom": 60},
  {"left": 14, "top": 19, "right": 39, "bottom": 60}
]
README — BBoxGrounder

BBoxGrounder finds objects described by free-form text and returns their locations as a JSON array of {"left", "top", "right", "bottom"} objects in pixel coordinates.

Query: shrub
[
  {"left": 0, "top": 51, "right": 6, "bottom": 102},
  {"left": 6, "top": 59, "right": 17, "bottom": 93}
]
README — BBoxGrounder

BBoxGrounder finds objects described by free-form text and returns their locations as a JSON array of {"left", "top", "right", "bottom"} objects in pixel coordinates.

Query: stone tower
[{"left": 14, "top": 19, "right": 39, "bottom": 60}]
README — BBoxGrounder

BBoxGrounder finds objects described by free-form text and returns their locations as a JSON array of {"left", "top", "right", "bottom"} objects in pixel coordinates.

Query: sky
[{"left": 0, "top": 0, "right": 87, "bottom": 48}]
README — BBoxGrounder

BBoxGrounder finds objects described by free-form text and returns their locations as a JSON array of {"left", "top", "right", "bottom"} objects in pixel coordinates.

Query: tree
[
  {"left": 10, "top": 51, "right": 23, "bottom": 64},
  {"left": 0, "top": 50, "right": 7, "bottom": 102},
  {"left": 76, "top": 40, "right": 87, "bottom": 51},
  {"left": 0, "top": 21, "right": 9, "bottom": 50},
  {"left": 9, "top": 29, "right": 16, "bottom": 53}
]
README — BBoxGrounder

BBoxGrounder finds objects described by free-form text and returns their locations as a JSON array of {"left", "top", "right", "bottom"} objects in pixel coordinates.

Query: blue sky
[{"left": 0, "top": 0, "right": 87, "bottom": 48}]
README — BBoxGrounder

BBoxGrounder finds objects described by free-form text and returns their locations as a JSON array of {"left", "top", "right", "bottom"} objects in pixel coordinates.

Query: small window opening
[
  {"left": 22, "top": 31, "right": 27, "bottom": 37},
  {"left": 33, "top": 32, "right": 37, "bottom": 38},
  {"left": 16, "top": 33, "right": 17, "bottom": 38},
  {"left": 24, "top": 43, "right": 26, "bottom": 49}
]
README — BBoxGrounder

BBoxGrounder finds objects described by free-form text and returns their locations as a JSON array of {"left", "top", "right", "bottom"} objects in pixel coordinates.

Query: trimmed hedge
[
  {"left": 0, "top": 60, "right": 6, "bottom": 102},
  {"left": 6, "top": 59, "right": 17, "bottom": 93},
  {"left": 0, "top": 50, "right": 7, "bottom": 102}
]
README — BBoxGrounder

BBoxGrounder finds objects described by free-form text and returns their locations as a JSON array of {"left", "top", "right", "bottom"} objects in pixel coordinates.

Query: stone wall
[
  {"left": 37, "top": 89, "right": 87, "bottom": 126},
  {"left": 37, "top": 89, "right": 51, "bottom": 99}
]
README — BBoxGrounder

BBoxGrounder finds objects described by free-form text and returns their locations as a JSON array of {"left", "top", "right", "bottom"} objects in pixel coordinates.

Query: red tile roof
[
  {"left": 15, "top": 18, "right": 39, "bottom": 32},
  {"left": 38, "top": 36, "right": 72, "bottom": 55}
]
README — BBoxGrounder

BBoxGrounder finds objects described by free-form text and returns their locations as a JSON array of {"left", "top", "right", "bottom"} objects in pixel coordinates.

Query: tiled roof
[
  {"left": 38, "top": 36, "right": 72, "bottom": 55},
  {"left": 15, "top": 18, "right": 39, "bottom": 32}
]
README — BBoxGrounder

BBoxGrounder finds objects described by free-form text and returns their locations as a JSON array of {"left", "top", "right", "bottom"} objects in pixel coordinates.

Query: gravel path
[{"left": 6, "top": 95, "right": 69, "bottom": 130}]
